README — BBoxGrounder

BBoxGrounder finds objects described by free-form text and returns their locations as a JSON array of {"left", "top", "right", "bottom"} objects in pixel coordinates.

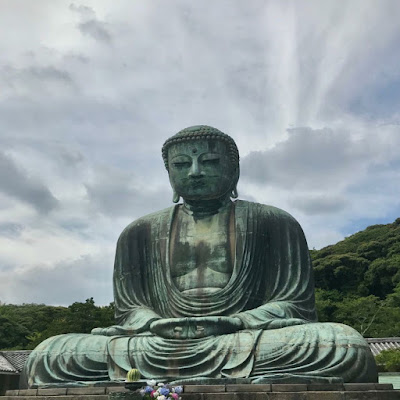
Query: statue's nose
[{"left": 188, "top": 160, "right": 205, "bottom": 177}]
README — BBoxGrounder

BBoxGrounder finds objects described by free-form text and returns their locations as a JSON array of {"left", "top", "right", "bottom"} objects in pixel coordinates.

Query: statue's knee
[{"left": 317, "top": 322, "right": 365, "bottom": 341}]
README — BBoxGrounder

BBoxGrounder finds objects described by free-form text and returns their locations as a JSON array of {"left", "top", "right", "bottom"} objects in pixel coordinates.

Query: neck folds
[{"left": 183, "top": 195, "right": 232, "bottom": 218}]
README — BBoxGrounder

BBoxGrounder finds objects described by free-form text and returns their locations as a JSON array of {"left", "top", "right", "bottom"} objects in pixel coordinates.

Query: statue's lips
[{"left": 189, "top": 181, "right": 206, "bottom": 189}]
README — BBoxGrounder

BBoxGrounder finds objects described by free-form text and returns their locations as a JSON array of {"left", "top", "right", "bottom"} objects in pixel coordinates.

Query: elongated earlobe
[
  {"left": 172, "top": 190, "right": 180, "bottom": 203},
  {"left": 231, "top": 187, "right": 238, "bottom": 199}
]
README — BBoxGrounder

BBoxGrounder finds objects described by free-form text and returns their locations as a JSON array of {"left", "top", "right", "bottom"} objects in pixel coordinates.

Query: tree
[
  {"left": 314, "top": 289, "right": 342, "bottom": 322},
  {"left": 0, "top": 299, "right": 115, "bottom": 350},
  {"left": 376, "top": 349, "right": 400, "bottom": 372},
  {"left": 332, "top": 296, "right": 400, "bottom": 337},
  {"left": 313, "top": 253, "right": 369, "bottom": 294},
  {"left": 0, "top": 315, "right": 30, "bottom": 350},
  {"left": 364, "top": 256, "right": 400, "bottom": 298}
]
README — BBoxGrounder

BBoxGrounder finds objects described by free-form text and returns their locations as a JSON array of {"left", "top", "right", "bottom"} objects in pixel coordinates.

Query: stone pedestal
[{"left": 2, "top": 384, "right": 400, "bottom": 400}]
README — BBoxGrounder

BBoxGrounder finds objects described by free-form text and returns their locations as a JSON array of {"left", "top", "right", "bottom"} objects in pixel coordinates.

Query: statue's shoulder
[
  {"left": 118, "top": 205, "right": 175, "bottom": 238},
  {"left": 235, "top": 200, "right": 300, "bottom": 225}
]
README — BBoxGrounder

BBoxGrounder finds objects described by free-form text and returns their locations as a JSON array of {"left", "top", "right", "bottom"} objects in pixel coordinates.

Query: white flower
[
  {"left": 139, "top": 389, "right": 146, "bottom": 396},
  {"left": 157, "top": 396, "right": 166, "bottom": 400},
  {"left": 157, "top": 383, "right": 165, "bottom": 387},
  {"left": 147, "top": 379, "right": 157, "bottom": 386}
]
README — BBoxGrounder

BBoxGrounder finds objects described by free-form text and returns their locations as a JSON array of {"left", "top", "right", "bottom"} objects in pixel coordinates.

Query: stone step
[{"left": 2, "top": 384, "right": 400, "bottom": 400}]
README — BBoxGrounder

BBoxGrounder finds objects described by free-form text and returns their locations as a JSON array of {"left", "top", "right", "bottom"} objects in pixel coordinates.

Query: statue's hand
[
  {"left": 91, "top": 325, "right": 137, "bottom": 336},
  {"left": 150, "top": 316, "right": 243, "bottom": 339},
  {"left": 265, "top": 318, "right": 307, "bottom": 330}
]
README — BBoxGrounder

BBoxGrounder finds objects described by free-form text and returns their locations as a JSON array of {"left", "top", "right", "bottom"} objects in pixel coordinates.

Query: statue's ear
[
  {"left": 231, "top": 186, "right": 239, "bottom": 199},
  {"left": 172, "top": 189, "right": 180, "bottom": 203},
  {"left": 230, "top": 167, "right": 240, "bottom": 199}
]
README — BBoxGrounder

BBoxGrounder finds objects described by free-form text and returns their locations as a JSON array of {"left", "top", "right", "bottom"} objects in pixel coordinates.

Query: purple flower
[
  {"left": 159, "top": 387, "right": 170, "bottom": 396},
  {"left": 145, "top": 386, "right": 153, "bottom": 393},
  {"left": 173, "top": 386, "right": 183, "bottom": 394}
]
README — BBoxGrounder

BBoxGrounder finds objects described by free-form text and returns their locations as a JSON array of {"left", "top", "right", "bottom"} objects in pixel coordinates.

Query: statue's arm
[
  {"left": 233, "top": 301, "right": 308, "bottom": 330},
  {"left": 233, "top": 206, "right": 317, "bottom": 330},
  {"left": 93, "top": 221, "right": 162, "bottom": 336},
  {"left": 91, "top": 311, "right": 161, "bottom": 336}
]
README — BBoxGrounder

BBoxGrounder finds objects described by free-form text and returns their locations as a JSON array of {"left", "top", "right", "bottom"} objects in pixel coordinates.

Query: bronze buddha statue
[{"left": 22, "top": 125, "right": 377, "bottom": 387}]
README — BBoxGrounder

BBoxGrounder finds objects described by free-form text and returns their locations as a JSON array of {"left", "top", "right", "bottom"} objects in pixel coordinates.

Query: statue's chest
[{"left": 169, "top": 207, "right": 235, "bottom": 293}]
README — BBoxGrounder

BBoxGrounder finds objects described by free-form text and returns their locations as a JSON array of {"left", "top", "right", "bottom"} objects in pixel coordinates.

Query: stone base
[{"left": 2, "top": 384, "right": 400, "bottom": 400}]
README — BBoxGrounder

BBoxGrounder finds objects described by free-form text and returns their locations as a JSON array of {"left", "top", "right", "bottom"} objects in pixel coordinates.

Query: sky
[{"left": 1, "top": 0, "right": 400, "bottom": 306}]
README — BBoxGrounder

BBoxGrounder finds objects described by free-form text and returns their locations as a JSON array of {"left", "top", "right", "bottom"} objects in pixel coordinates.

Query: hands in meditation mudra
[{"left": 22, "top": 126, "right": 377, "bottom": 387}]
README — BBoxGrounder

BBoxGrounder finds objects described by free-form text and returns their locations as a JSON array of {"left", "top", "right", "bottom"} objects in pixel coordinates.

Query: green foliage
[
  {"left": 313, "top": 218, "right": 400, "bottom": 337},
  {"left": 364, "top": 256, "right": 400, "bottom": 298},
  {"left": 375, "top": 349, "right": 400, "bottom": 372},
  {"left": 386, "top": 283, "right": 400, "bottom": 307},
  {"left": 0, "top": 299, "right": 114, "bottom": 350},
  {"left": 333, "top": 296, "right": 400, "bottom": 337},
  {"left": 313, "top": 253, "right": 369, "bottom": 294},
  {"left": 0, "top": 315, "right": 30, "bottom": 349},
  {"left": 314, "top": 289, "right": 342, "bottom": 321}
]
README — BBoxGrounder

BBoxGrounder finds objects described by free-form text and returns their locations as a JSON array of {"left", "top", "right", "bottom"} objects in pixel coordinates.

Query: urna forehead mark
[{"left": 168, "top": 141, "right": 209, "bottom": 156}]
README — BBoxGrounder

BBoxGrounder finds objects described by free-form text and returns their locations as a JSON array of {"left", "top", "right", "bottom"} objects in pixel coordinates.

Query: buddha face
[{"left": 168, "top": 139, "right": 238, "bottom": 201}]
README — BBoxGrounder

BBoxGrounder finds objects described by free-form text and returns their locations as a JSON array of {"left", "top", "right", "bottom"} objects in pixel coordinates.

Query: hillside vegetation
[
  {"left": 0, "top": 298, "right": 114, "bottom": 350},
  {"left": 1, "top": 218, "right": 400, "bottom": 350},
  {"left": 311, "top": 218, "right": 400, "bottom": 337}
]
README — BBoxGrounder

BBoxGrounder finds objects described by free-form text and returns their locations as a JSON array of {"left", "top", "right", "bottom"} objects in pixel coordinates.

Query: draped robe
[{"left": 22, "top": 200, "right": 377, "bottom": 387}]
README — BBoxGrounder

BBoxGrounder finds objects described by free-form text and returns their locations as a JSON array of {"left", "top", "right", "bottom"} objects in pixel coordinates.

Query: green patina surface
[{"left": 21, "top": 126, "right": 378, "bottom": 387}]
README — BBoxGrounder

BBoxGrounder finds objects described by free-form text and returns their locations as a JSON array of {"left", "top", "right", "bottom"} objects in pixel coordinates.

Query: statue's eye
[
  {"left": 173, "top": 162, "right": 191, "bottom": 169},
  {"left": 202, "top": 158, "right": 220, "bottom": 165}
]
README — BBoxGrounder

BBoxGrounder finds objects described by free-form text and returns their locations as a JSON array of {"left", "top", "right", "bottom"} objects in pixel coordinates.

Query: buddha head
[{"left": 162, "top": 125, "right": 240, "bottom": 203}]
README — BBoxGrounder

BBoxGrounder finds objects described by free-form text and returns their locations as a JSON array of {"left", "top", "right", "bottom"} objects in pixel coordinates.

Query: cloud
[
  {"left": 0, "top": 252, "right": 114, "bottom": 305},
  {"left": 241, "top": 127, "right": 358, "bottom": 189},
  {"left": 69, "top": 4, "right": 96, "bottom": 19},
  {"left": 3, "top": 65, "right": 72, "bottom": 83},
  {"left": 84, "top": 166, "right": 171, "bottom": 218},
  {"left": 0, "top": 223, "right": 23, "bottom": 239},
  {"left": 58, "top": 147, "right": 84, "bottom": 167},
  {"left": 78, "top": 20, "right": 112, "bottom": 43},
  {"left": 241, "top": 124, "right": 400, "bottom": 192},
  {"left": 70, "top": 3, "right": 112, "bottom": 43},
  {"left": 288, "top": 194, "right": 349, "bottom": 215},
  {"left": 238, "top": 121, "right": 400, "bottom": 248},
  {"left": 0, "top": 152, "right": 58, "bottom": 213},
  {"left": 1, "top": 65, "right": 74, "bottom": 98}
]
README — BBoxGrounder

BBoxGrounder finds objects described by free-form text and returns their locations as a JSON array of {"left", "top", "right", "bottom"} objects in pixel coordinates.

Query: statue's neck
[{"left": 183, "top": 195, "right": 232, "bottom": 218}]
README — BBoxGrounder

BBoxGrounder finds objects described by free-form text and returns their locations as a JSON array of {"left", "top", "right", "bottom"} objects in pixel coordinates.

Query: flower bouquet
[{"left": 139, "top": 380, "right": 183, "bottom": 400}]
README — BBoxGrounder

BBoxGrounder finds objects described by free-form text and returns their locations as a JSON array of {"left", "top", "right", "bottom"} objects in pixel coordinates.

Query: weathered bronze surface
[{"left": 21, "top": 125, "right": 378, "bottom": 387}]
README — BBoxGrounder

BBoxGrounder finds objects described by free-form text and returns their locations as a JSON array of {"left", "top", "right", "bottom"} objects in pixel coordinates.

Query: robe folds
[{"left": 22, "top": 201, "right": 378, "bottom": 387}]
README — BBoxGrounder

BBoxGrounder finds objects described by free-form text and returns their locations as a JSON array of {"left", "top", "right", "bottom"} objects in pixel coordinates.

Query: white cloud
[
  {"left": 0, "top": 151, "right": 58, "bottom": 213},
  {"left": 241, "top": 123, "right": 400, "bottom": 191},
  {"left": 0, "top": 252, "right": 114, "bottom": 305}
]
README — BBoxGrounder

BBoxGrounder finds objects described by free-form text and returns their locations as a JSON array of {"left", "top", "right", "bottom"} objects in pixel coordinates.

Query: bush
[{"left": 375, "top": 348, "right": 400, "bottom": 372}]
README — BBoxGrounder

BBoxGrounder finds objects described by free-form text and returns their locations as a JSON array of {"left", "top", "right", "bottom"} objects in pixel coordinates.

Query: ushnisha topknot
[{"left": 162, "top": 125, "right": 240, "bottom": 171}]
